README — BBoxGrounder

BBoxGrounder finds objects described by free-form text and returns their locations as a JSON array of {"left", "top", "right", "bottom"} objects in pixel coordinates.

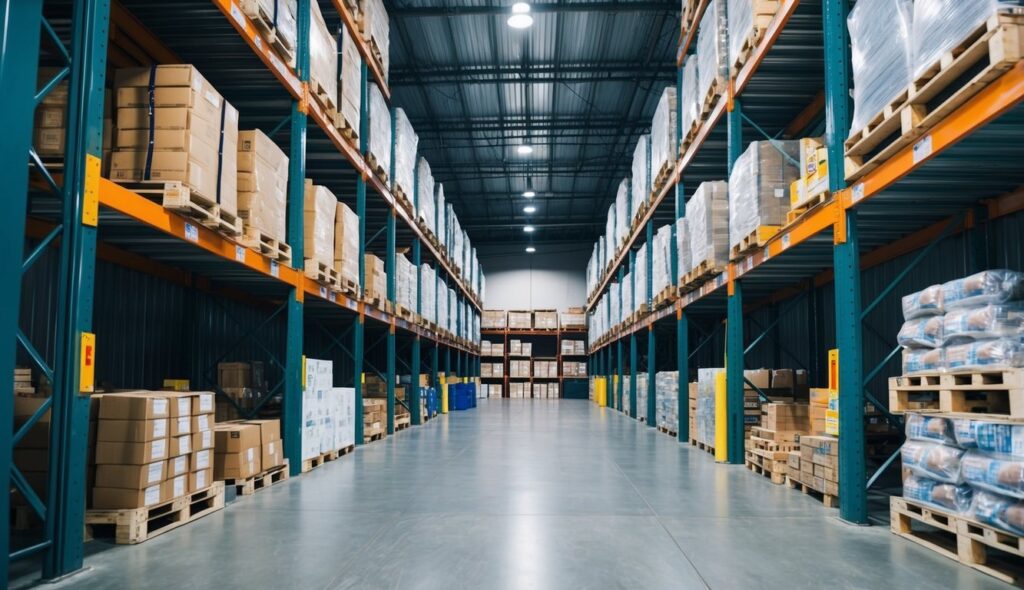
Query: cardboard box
[
  {"left": 192, "top": 393, "right": 215, "bottom": 415},
  {"left": 787, "top": 451, "right": 801, "bottom": 472},
  {"left": 304, "top": 181, "right": 337, "bottom": 266},
  {"left": 261, "top": 440, "right": 283, "bottom": 470},
  {"left": 237, "top": 129, "right": 288, "bottom": 241},
  {"left": 99, "top": 393, "right": 170, "bottom": 421},
  {"left": 192, "top": 429, "right": 214, "bottom": 451},
  {"left": 214, "top": 423, "right": 262, "bottom": 478},
  {"left": 170, "top": 434, "right": 192, "bottom": 457},
  {"left": 190, "top": 468, "right": 213, "bottom": 493},
  {"left": 96, "top": 418, "right": 168, "bottom": 443},
  {"left": 168, "top": 454, "right": 190, "bottom": 478},
  {"left": 482, "top": 310, "right": 506, "bottom": 329},
  {"left": 192, "top": 449, "right": 212, "bottom": 472},
  {"left": 162, "top": 474, "right": 188, "bottom": 500},
  {"left": 95, "top": 461, "right": 165, "bottom": 490},
  {"left": 192, "top": 413, "right": 213, "bottom": 433},
  {"left": 810, "top": 388, "right": 831, "bottom": 407},
  {"left": 743, "top": 369, "right": 771, "bottom": 390},
  {"left": 335, "top": 201, "right": 359, "bottom": 284},
  {"left": 214, "top": 448, "right": 261, "bottom": 479},
  {"left": 170, "top": 415, "right": 192, "bottom": 437},
  {"left": 92, "top": 485, "right": 164, "bottom": 510},
  {"left": 95, "top": 439, "right": 168, "bottom": 464},
  {"left": 364, "top": 254, "right": 386, "bottom": 302}
]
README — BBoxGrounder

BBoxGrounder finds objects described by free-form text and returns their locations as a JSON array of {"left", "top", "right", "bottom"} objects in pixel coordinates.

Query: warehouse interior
[{"left": 6, "top": 0, "right": 1024, "bottom": 587}]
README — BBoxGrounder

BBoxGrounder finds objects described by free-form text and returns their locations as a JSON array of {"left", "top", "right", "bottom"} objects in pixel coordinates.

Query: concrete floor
[{"left": 21, "top": 400, "right": 1013, "bottom": 589}]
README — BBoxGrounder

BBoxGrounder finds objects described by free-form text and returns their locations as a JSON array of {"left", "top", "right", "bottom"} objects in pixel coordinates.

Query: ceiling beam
[
  {"left": 389, "top": 62, "right": 676, "bottom": 86},
  {"left": 390, "top": 2, "right": 678, "bottom": 18}
]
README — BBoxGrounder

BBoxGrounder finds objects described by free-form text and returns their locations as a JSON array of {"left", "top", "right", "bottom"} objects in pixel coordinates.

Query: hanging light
[
  {"left": 525, "top": 246, "right": 537, "bottom": 253},
  {"left": 507, "top": 2, "right": 534, "bottom": 29},
  {"left": 523, "top": 205, "right": 537, "bottom": 214},
  {"left": 522, "top": 190, "right": 536, "bottom": 198},
  {"left": 516, "top": 144, "right": 534, "bottom": 155},
  {"left": 523, "top": 225, "right": 535, "bottom": 233}
]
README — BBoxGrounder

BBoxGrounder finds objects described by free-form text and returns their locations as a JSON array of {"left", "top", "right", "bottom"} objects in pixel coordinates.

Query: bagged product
[
  {"left": 897, "top": 316, "right": 944, "bottom": 348},
  {"left": 944, "top": 304, "right": 1024, "bottom": 343},
  {"left": 847, "top": 0, "right": 913, "bottom": 136},
  {"left": 901, "top": 440, "right": 965, "bottom": 483},
  {"left": 953, "top": 418, "right": 1024, "bottom": 457},
  {"left": 961, "top": 452, "right": 1024, "bottom": 499},
  {"left": 903, "top": 347, "right": 944, "bottom": 375},
  {"left": 905, "top": 413, "right": 956, "bottom": 446},
  {"left": 903, "top": 474, "right": 973, "bottom": 513},
  {"left": 972, "top": 490, "right": 1024, "bottom": 535},
  {"left": 902, "top": 285, "right": 944, "bottom": 320},
  {"left": 942, "top": 270, "right": 1024, "bottom": 310},
  {"left": 945, "top": 339, "right": 1024, "bottom": 372}
]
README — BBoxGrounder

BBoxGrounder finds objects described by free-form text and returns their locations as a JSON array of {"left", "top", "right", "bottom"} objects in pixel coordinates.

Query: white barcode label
[
  {"left": 913, "top": 135, "right": 933, "bottom": 164},
  {"left": 147, "top": 462, "right": 163, "bottom": 484},
  {"left": 197, "top": 470, "right": 207, "bottom": 489},
  {"left": 184, "top": 222, "right": 199, "bottom": 242},
  {"left": 174, "top": 476, "right": 185, "bottom": 497},
  {"left": 152, "top": 439, "right": 166, "bottom": 460},
  {"left": 319, "top": 286, "right": 327, "bottom": 298},
  {"left": 270, "top": 260, "right": 279, "bottom": 277},
  {"left": 178, "top": 435, "right": 191, "bottom": 454},
  {"left": 253, "top": 34, "right": 262, "bottom": 49},
  {"left": 235, "top": 245, "right": 246, "bottom": 262},
  {"left": 247, "top": 448, "right": 255, "bottom": 461},
  {"left": 173, "top": 455, "right": 187, "bottom": 475},
  {"left": 782, "top": 234, "right": 791, "bottom": 250},
  {"left": 328, "top": 291, "right": 337, "bottom": 303},
  {"left": 852, "top": 183, "right": 865, "bottom": 204},
  {"left": 230, "top": 3, "right": 245, "bottom": 27},
  {"left": 196, "top": 450, "right": 210, "bottom": 469},
  {"left": 198, "top": 414, "right": 209, "bottom": 431},
  {"left": 145, "top": 485, "right": 161, "bottom": 506},
  {"left": 177, "top": 398, "right": 190, "bottom": 415},
  {"left": 199, "top": 393, "right": 213, "bottom": 412},
  {"left": 153, "top": 419, "right": 167, "bottom": 438},
  {"left": 152, "top": 399, "right": 168, "bottom": 416}
]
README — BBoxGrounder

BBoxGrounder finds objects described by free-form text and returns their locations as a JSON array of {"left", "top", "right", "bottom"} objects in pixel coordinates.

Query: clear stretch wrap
[
  {"left": 913, "top": 1, "right": 1011, "bottom": 79},
  {"left": 953, "top": 418, "right": 1024, "bottom": 457},
  {"left": 421, "top": 264, "right": 435, "bottom": 324},
  {"left": 636, "top": 373, "right": 649, "bottom": 419},
  {"left": 945, "top": 339, "right": 1024, "bottom": 372},
  {"left": 727, "top": 140, "right": 800, "bottom": 251},
  {"left": 635, "top": 245, "right": 648, "bottom": 311},
  {"left": 901, "top": 440, "right": 965, "bottom": 483},
  {"left": 309, "top": 0, "right": 337, "bottom": 109},
  {"left": 897, "top": 316, "right": 945, "bottom": 349},
  {"left": 436, "top": 274, "right": 447, "bottom": 329},
  {"left": 621, "top": 272, "right": 633, "bottom": 319},
  {"left": 944, "top": 304, "right": 1024, "bottom": 343},
  {"left": 687, "top": 181, "right": 730, "bottom": 273},
  {"left": 697, "top": 368, "right": 723, "bottom": 446},
  {"left": 903, "top": 285, "right": 945, "bottom": 320},
  {"left": 334, "top": 201, "right": 359, "bottom": 285},
  {"left": 337, "top": 23, "right": 360, "bottom": 136},
  {"left": 942, "top": 270, "right": 1024, "bottom": 310},
  {"left": 416, "top": 157, "right": 435, "bottom": 235},
  {"left": 616, "top": 179, "right": 630, "bottom": 246},
  {"left": 848, "top": 0, "right": 912, "bottom": 136},
  {"left": 393, "top": 108, "right": 417, "bottom": 200},
  {"left": 398, "top": 254, "right": 417, "bottom": 312},
  {"left": 435, "top": 184, "right": 446, "bottom": 246},
  {"left": 903, "top": 347, "right": 944, "bottom": 375},
  {"left": 606, "top": 204, "right": 617, "bottom": 258},
  {"left": 972, "top": 491, "right": 1024, "bottom": 536},
  {"left": 906, "top": 413, "right": 956, "bottom": 445},
  {"left": 650, "top": 86, "right": 678, "bottom": 182},
  {"left": 962, "top": 453, "right": 1024, "bottom": 499},
  {"left": 675, "top": 218, "right": 690, "bottom": 283},
  {"left": 303, "top": 181, "right": 337, "bottom": 266},
  {"left": 623, "top": 376, "right": 632, "bottom": 416},
  {"left": 611, "top": 282, "right": 621, "bottom": 327},
  {"left": 255, "top": 0, "right": 296, "bottom": 58},
  {"left": 727, "top": 0, "right": 753, "bottom": 70},
  {"left": 632, "top": 134, "right": 650, "bottom": 215},
  {"left": 681, "top": 56, "right": 700, "bottom": 142},
  {"left": 652, "top": 224, "right": 672, "bottom": 296},
  {"left": 448, "top": 288, "right": 457, "bottom": 332},
  {"left": 360, "top": 0, "right": 390, "bottom": 79},
  {"left": 902, "top": 474, "right": 973, "bottom": 513},
  {"left": 237, "top": 129, "right": 288, "bottom": 242},
  {"left": 367, "top": 82, "right": 391, "bottom": 178},
  {"left": 697, "top": 0, "right": 728, "bottom": 107},
  {"left": 656, "top": 371, "right": 679, "bottom": 431}
]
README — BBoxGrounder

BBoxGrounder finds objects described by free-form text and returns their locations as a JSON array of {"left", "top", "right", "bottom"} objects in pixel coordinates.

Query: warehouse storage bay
[{"left": 6, "top": 0, "right": 1024, "bottom": 587}]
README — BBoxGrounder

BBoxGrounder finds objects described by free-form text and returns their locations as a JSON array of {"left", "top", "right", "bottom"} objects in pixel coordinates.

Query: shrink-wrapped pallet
[
  {"left": 334, "top": 201, "right": 359, "bottom": 285},
  {"left": 635, "top": 245, "right": 648, "bottom": 312},
  {"left": 367, "top": 82, "right": 391, "bottom": 178},
  {"left": 632, "top": 135, "right": 650, "bottom": 216},
  {"left": 611, "top": 282, "right": 621, "bottom": 327},
  {"left": 903, "top": 474, "right": 973, "bottom": 513},
  {"left": 912, "top": 0, "right": 1014, "bottom": 79},
  {"left": 421, "top": 264, "right": 436, "bottom": 323},
  {"left": 675, "top": 218, "right": 690, "bottom": 284},
  {"left": 902, "top": 439, "right": 965, "bottom": 483},
  {"left": 973, "top": 491, "right": 1024, "bottom": 535},
  {"left": 902, "top": 284, "right": 944, "bottom": 320},
  {"left": 437, "top": 277, "right": 448, "bottom": 330},
  {"left": 944, "top": 304, "right": 1024, "bottom": 343},
  {"left": 303, "top": 181, "right": 336, "bottom": 267},
  {"left": 417, "top": 158, "right": 435, "bottom": 234},
  {"left": 393, "top": 108, "right": 417, "bottom": 202},
  {"left": 680, "top": 56, "right": 700, "bottom": 144},
  {"left": 615, "top": 179, "right": 630, "bottom": 246},
  {"left": 337, "top": 23, "right": 360, "bottom": 136},
  {"left": 435, "top": 184, "right": 447, "bottom": 245},
  {"left": 621, "top": 272, "right": 633, "bottom": 320},
  {"left": 727, "top": 0, "right": 752, "bottom": 69},
  {"left": 945, "top": 339, "right": 1024, "bottom": 373},
  {"left": 897, "top": 316, "right": 945, "bottom": 349},
  {"left": 848, "top": 0, "right": 912, "bottom": 136},
  {"left": 650, "top": 86, "right": 677, "bottom": 183},
  {"left": 237, "top": 129, "right": 288, "bottom": 242},
  {"left": 652, "top": 224, "right": 672, "bottom": 297},
  {"left": 686, "top": 181, "right": 729, "bottom": 275},
  {"left": 308, "top": 0, "right": 337, "bottom": 109},
  {"left": 697, "top": 0, "right": 728, "bottom": 109},
  {"left": 903, "top": 347, "right": 944, "bottom": 375},
  {"left": 962, "top": 453, "right": 1024, "bottom": 499},
  {"left": 727, "top": 140, "right": 800, "bottom": 252},
  {"left": 941, "top": 270, "right": 1024, "bottom": 311},
  {"left": 656, "top": 371, "right": 679, "bottom": 431},
  {"left": 359, "top": 0, "right": 390, "bottom": 79},
  {"left": 636, "top": 373, "right": 649, "bottom": 419},
  {"left": 606, "top": 204, "right": 617, "bottom": 259},
  {"left": 696, "top": 368, "right": 724, "bottom": 446}
]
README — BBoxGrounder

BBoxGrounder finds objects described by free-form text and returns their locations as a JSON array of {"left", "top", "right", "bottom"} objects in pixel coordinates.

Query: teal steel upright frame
[
  {"left": 410, "top": 158, "right": 422, "bottom": 425},
  {"left": 3, "top": 0, "right": 43, "bottom": 578},
  {"left": 674, "top": 64, "right": 689, "bottom": 441},
  {"left": 283, "top": 0, "right": 310, "bottom": 478},
  {"left": 824, "top": 0, "right": 866, "bottom": 525},
  {"left": 353, "top": 60, "right": 369, "bottom": 445},
  {"left": 628, "top": 252, "right": 637, "bottom": 418},
  {"left": 386, "top": 107, "right": 397, "bottom": 435},
  {"left": 646, "top": 220, "right": 655, "bottom": 426},
  {"left": 725, "top": 96, "right": 744, "bottom": 465}
]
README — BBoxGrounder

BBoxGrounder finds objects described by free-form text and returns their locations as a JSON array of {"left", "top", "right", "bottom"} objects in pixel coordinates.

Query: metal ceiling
[{"left": 387, "top": 0, "right": 679, "bottom": 245}]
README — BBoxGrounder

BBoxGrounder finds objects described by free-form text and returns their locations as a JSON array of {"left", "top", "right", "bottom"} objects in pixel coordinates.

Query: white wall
[{"left": 479, "top": 244, "right": 589, "bottom": 310}]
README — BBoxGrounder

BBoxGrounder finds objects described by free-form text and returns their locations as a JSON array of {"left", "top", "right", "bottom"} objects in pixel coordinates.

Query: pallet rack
[
  {"left": 4, "top": 0, "right": 483, "bottom": 579},
  {"left": 586, "top": 0, "right": 1024, "bottom": 528},
  {"left": 481, "top": 326, "right": 589, "bottom": 398}
]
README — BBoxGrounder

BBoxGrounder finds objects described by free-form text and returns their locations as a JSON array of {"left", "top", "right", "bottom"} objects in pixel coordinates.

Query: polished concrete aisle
[{"left": 44, "top": 400, "right": 1008, "bottom": 589}]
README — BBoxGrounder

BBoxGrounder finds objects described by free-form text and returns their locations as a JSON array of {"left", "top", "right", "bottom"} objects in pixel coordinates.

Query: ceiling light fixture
[
  {"left": 523, "top": 205, "right": 537, "bottom": 214},
  {"left": 516, "top": 144, "right": 533, "bottom": 155},
  {"left": 525, "top": 246, "right": 536, "bottom": 253},
  {"left": 523, "top": 225, "right": 535, "bottom": 233},
  {"left": 507, "top": 2, "right": 534, "bottom": 29},
  {"left": 522, "top": 190, "right": 536, "bottom": 198}
]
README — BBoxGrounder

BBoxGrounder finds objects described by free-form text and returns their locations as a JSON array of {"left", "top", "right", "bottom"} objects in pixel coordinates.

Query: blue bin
[{"left": 449, "top": 383, "right": 477, "bottom": 411}]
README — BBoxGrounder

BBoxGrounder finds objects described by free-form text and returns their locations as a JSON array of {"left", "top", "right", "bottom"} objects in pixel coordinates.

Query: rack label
[
  {"left": 781, "top": 234, "right": 791, "bottom": 250},
  {"left": 328, "top": 291, "right": 337, "bottom": 303},
  {"left": 230, "top": 3, "right": 245, "bottom": 27},
  {"left": 270, "top": 260, "right": 279, "bottom": 278},
  {"left": 319, "top": 286, "right": 327, "bottom": 298},
  {"left": 234, "top": 245, "right": 245, "bottom": 262},
  {"left": 913, "top": 135, "right": 933, "bottom": 164},
  {"left": 851, "top": 183, "right": 865, "bottom": 204},
  {"left": 80, "top": 332, "right": 95, "bottom": 393},
  {"left": 184, "top": 222, "right": 199, "bottom": 242}
]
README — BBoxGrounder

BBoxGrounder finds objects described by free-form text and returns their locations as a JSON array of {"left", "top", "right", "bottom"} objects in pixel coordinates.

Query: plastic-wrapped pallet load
[
  {"left": 237, "top": 130, "right": 288, "bottom": 243},
  {"left": 650, "top": 86, "right": 678, "bottom": 186},
  {"left": 303, "top": 181, "right": 336, "bottom": 267},
  {"left": 621, "top": 272, "right": 633, "bottom": 320},
  {"left": 652, "top": 224, "right": 672, "bottom": 298},
  {"left": 675, "top": 218, "right": 690, "bottom": 285},
  {"left": 944, "top": 304, "right": 1024, "bottom": 342},
  {"left": 635, "top": 245, "right": 648, "bottom": 312},
  {"left": 727, "top": 0, "right": 753, "bottom": 70},
  {"left": 727, "top": 140, "right": 800, "bottom": 253},
  {"left": 697, "top": 368, "right": 723, "bottom": 446},
  {"left": 606, "top": 204, "right": 617, "bottom": 260},
  {"left": 417, "top": 158, "right": 435, "bottom": 234},
  {"left": 610, "top": 282, "right": 621, "bottom": 327},
  {"left": 392, "top": 108, "right": 417, "bottom": 203},
  {"left": 367, "top": 83, "right": 391, "bottom": 178},
  {"left": 680, "top": 56, "right": 700, "bottom": 145},
  {"left": 359, "top": 0, "right": 390, "bottom": 79},
  {"left": 337, "top": 23, "right": 360, "bottom": 137},
  {"left": 636, "top": 373, "right": 649, "bottom": 419},
  {"left": 421, "top": 264, "right": 435, "bottom": 323},
  {"left": 435, "top": 184, "right": 446, "bottom": 245},
  {"left": 903, "top": 284, "right": 945, "bottom": 319},
  {"left": 847, "top": 0, "right": 912, "bottom": 136},
  {"left": 912, "top": 0, "right": 1015, "bottom": 79},
  {"left": 686, "top": 181, "right": 729, "bottom": 276},
  {"left": 942, "top": 270, "right": 1024, "bottom": 310},
  {"left": 308, "top": 0, "right": 337, "bottom": 111},
  {"left": 616, "top": 180, "right": 630, "bottom": 246},
  {"left": 335, "top": 201, "right": 359, "bottom": 285},
  {"left": 656, "top": 371, "right": 679, "bottom": 431},
  {"left": 697, "top": 0, "right": 728, "bottom": 110},
  {"left": 632, "top": 135, "right": 650, "bottom": 216}
]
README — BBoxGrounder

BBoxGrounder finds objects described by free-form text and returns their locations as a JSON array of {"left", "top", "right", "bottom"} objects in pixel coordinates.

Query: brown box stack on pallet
[
  {"left": 188, "top": 392, "right": 216, "bottom": 493},
  {"left": 560, "top": 307, "right": 586, "bottom": 329},
  {"left": 509, "top": 360, "right": 531, "bottom": 378},
  {"left": 363, "top": 398, "right": 386, "bottom": 439},
  {"left": 362, "top": 375, "right": 406, "bottom": 402},
  {"left": 335, "top": 201, "right": 359, "bottom": 286},
  {"left": 508, "top": 311, "right": 532, "bottom": 329},
  {"left": 237, "top": 129, "right": 288, "bottom": 246},
  {"left": 364, "top": 254, "right": 386, "bottom": 303},
  {"left": 111, "top": 65, "right": 238, "bottom": 218},
  {"left": 482, "top": 310, "right": 507, "bottom": 329},
  {"left": 239, "top": 419, "right": 283, "bottom": 472},
  {"left": 216, "top": 362, "right": 265, "bottom": 422},
  {"left": 797, "top": 435, "right": 839, "bottom": 499},
  {"left": 509, "top": 382, "right": 526, "bottom": 398},
  {"left": 809, "top": 387, "right": 830, "bottom": 435},
  {"left": 34, "top": 68, "right": 113, "bottom": 169},
  {"left": 743, "top": 369, "right": 771, "bottom": 439},
  {"left": 214, "top": 422, "right": 261, "bottom": 480},
  {"left": 303, "top": 181, "right": 337, "bottom": 270},
  {"left": 534, "top": 310, "right": 558, "bottom": 330}
]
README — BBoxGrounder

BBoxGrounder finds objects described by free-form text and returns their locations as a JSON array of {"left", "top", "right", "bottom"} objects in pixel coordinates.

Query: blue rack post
[
  {"left": 354, "top": 60, "right": 369, "bottom": 445},
  {"left": 628, "top": 253, "right": 637, "bottom": 418},
  {"left": 646, "top": 220, "right": 655, "bottom": 426},
  {"left": 725, "top": 93, "right": 744, "bottom": 465},
  {"left": 675, "top": 181, "right": 689, "bottom": 441},
  {"left": 411, "top": 158, "right": 422, "bottom": 425}
]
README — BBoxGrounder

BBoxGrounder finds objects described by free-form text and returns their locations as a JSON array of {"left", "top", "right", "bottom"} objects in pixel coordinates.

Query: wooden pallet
[
  {"left": 125, "top": 180, "right": 242, "bottom": 236},
  {"left": 731, "top": 225, "right": 780, "bottom": 260},
  {"left": 785, "top": 190, "right": 830, "bottom": 225},
  {"left": 695, "top": 440, "right": 715, "bottom": 455},
  {"left": 238, "top": 226, "right": 292, "bottom": 264},
  {"left": 366, "top": 152, "right": 389, "bottom": 186},
  {"left": 238, "top": 0, "right": 296, "bottom": 66},
  {"left": 651, "top": 161, "right": 674, "bottom": 197},
  {"left": 845, "top": 13, "right": 1024, "bottom": 182},
  {"left": 301, "top": 447, "right": 346, "bottom": 473},
  {"left": 785, "top": 476, "right": 838, "bottom": 508},
  {"left": 889, "top": 370, "right": 1024, "bottom": 416},
  {"left": 84, "top": 483, "right": 225, "bottom": 545},
  {"left": 310, "top": 76, "right": 338, "bottom": 122},
  {"left": 304, "top": 259, "right": 340, "bottom": 289},
  {"left": 336, "top": 275, "right": 360, "bottom": 298},
  {"left": 749, "top": 435, "right": 798, "bottom": 454},
  {"left": 682, "top": 259, "right": 726, "bottom": 291},
  {"left": 745, "top": 454, "right": 786, "bottom": 485},
  {"left": 729, "top": 0, "right": 782, "bottom": 73},
  {"left": 395, "top": 303, "right": 415, "bottom": 321},
  {"left": 657, "top": 425, "right": 678, "bottom": 437},
  {"left": 226, "top": 460, "right": 290, "bottom": 496},
  {"left": 699, "top": 76, "right": 725, "bottom": 121},
  {"left": 395, "top": 414, "right": 411, "bottom": 431},
  {"left": 652, "top": 286, "right": 678, "bottom": 310},
  {"left": 891, "top": 497, "right": 1024, "bottom": 586},
  {"left": 394, "top": 186, "right": 415, "bottom": 217}
]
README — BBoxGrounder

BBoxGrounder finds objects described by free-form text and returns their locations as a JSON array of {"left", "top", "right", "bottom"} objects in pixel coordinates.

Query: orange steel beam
[
  {"left": 783, "top": 89, "right": 825, "bottom": 139},
  {"left": 734, "top": 0, "right": 800, "bottom": 94}
]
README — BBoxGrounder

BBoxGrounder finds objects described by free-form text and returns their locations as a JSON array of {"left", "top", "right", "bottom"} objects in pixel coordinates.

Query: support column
[
  {"left": 628, "top": 252, "right": 637, "bottom": 418},
  {"left": 353, "top": 60, "right": 369, "bottom": 445},
  {"left": 616, "top": 336, "right": 624, "bottom": 413},
  {"left": 675, "top": 177, "right": 689, "bottom": 441},
  {"left": 386, "top": 209, "right": 396, "bottom": 434},
  {"left": 646, "top": 221, "right": 655, "bottom": 426},
  {"left": 726, "top": 281, "right": 745, "bottom": 465},
  {"left": 411, "top": 159, "right": 422, "bottom": 425}
]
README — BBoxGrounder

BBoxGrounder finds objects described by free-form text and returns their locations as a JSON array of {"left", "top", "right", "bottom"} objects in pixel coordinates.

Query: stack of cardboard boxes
[
  {"left": 560, "top": 307, "right": 586, "bottom": 330},
  {"left": 509, "top": 360, "right": 531, "bottom": 378},
  {"left": 303, "top": 180, "right": 337, "bottom": 278},
  {"left": 789, "top": 136, "right": 829, "bottom": 211},
  {"left": 482, "top": 310, "right": 507, "bottom": 329},
  {"left": 335, "top": 201, "right": 359, "bottom": 287},
  {"left": 363, "top": 254, "right": 386, "bottom": 303},
  {"left": 795, "top": 435, "right": 839, "bottom": 502},
  {"left": 213, "top": 422, "right": 261, "bottom": 481},
  {"left": 560, "top": 340, "right": 587, "bottom": 356},
  {"left": 533, "top": 360, "right": 557, "bottom": 378},
  {"left": 534, "top": 310, "right": 558, "bottom": 330},
  {"left": 237, "top": 129, "right": 289, "bottom": 250},
  {"left": 33, "top": 68, "right": 113, "bottom": 165},
  {"left": 508, "top": 311, "right": 532, "bottom": 329},
  {"left": 363, "top": 398, "right": 386, "bottom": 440}
]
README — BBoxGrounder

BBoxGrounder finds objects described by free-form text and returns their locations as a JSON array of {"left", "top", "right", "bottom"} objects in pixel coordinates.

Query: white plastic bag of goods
[
  {"left": 650, "top": 86, "right": 678, "bottom": 182},
  {"left": 337, "top": 23, "right": 360, "bottom": 136},
  {"left": 945, "top": 339, "right": 1024, "bottom": 373},
  {"left": 237, "top": 129, "right": 289, "bottom": 243},
  {"left": 393, "top": 108, "right": 418, "bottom": 200},
  {"left": 944, "top": 304, "right": 1024, "bottom": 343},
  {"left": 303, "top": 181, "right": 337, "bottom": 267},
  {"left": 675, "top": 217, "right": 690, "bottom": 283},
  {"left": 652, "top": 224, "right": 672, "bottom": 296},
  {"left": 308, "top": 0, "right": 338, "bottom": 108},
  {"left": 416, "top": 157, "right": 435, "bottom": 234},
  {"left": 334, "top": 201, "right": 360, "bottom": 284},
  {"left": 697, "top": 0, "right": 728, "bottom": 109},
  {"left": 686, "top": 180, "right": 729, "bottom": 274},
  {"left": 941, "top": 270, "right": 1024, "bottom": 311},
  {"left": 680, "top": 56, "right": 700, "bottom": 144},
  {"left": 635, "top": 244, "right": 648, "bottom": 311},
  {"left": 727, "top": 140, "right": 800, "bottom": 251},
  {"left": 615, "top": 179, "right": 630, "bottom": 245},
  {"left": 632, "top": 135, "right": 650, "bottom": 215},
  {"left": 913, "top": 1, "right": 1013, "bottom": 79},
  {"left": 360, "top": 0, "right": 390, "bottom": 79},
  {"left": 367, "top": 82, "right": 391, "bottom": 176},
  {"left": 902, "top": 284, "right": 944, "bottom": 320},
  {"left": 848, "top": 0, "right": 912, "bottom": 137}
]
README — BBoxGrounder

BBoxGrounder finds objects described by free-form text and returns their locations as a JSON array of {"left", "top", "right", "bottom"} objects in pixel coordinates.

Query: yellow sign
[
  {"left": 80, "top": 332, "right": 96, "bottom": 393},
  {"left": 826, "top": 349, "right": 839, "bottom": 436},
  {"left": 82, "top": 154, "right": 100, "bottom": 226}
]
